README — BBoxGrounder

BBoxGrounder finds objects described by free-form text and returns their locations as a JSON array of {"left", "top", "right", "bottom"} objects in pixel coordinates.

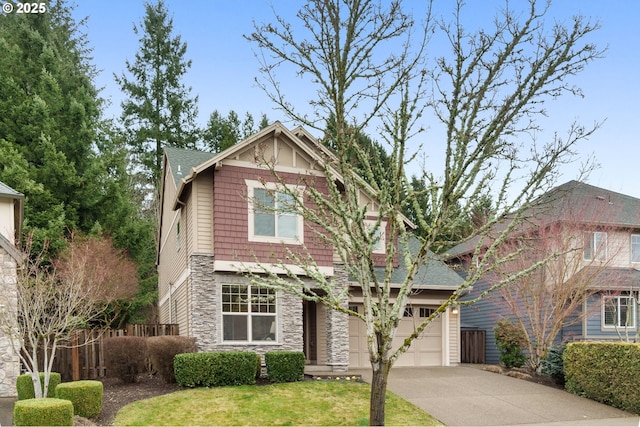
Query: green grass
[{"left": 114, "top": 381, "right": 441, "bottom": 426}]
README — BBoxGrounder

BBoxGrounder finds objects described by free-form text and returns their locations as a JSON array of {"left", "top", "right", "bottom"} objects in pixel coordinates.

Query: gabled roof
[
  {"left": 163, "top": 146, "right": 215, "bottom": 188},
  {"left": 163, "top": 121, "right": 414, "bottom": 229},
  {"left": 165, "top": 121, "right": 339, "bottom": 211},
  {"left": 446, "top": 180, "right": 640, "bottom": 258},
  {"left": 372, "top": 236, "right": 464, "bottom": 290},
  {"left": 531, "top": 180, "right": 640, "bottom": 227}
]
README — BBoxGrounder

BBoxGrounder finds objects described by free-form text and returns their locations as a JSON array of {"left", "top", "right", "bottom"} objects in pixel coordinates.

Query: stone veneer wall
[
  {"left": 188, "top": 254, "right": 304, "bottom": 361},
  {"left": 187, "top": 254, "right": 350, "bottom": 371},
  {"left": 189, "top": 254, "right": 216, "bottom": 350},
  {"left": 0, "top": 247, "right": 19, "bottom": 397},
  {"left": 324, "top": 264, "right": 349, "bottom": 372}
]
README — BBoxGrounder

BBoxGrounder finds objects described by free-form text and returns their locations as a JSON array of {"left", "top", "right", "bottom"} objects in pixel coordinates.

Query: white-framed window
[
  {"left": 222, "top": 284, "right": 277, "bottom": 342},
  {"left": 246, "top": 180, "right": 304, "bottom": 244},
  {"left": 584, "top": 231, "right": 607, "bottom": 261},
  {"left": 364, "top": 219, "right": 386, "bottom": 254},
  {"left": 631, "top": 234, "right": 640, "bottom": 263},
  {"left": 603, "top": 294, "right": 636, "bottom": 329}
]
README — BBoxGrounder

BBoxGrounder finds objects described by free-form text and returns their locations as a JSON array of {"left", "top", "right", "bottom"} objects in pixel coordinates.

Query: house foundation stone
[{"left": 0, "top": 249, "right": 19, "bottom": 397}]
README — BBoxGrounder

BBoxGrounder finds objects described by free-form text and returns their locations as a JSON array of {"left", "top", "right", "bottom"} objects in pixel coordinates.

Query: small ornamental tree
[
  {"left": 494, "top": 318, "right": 527, "bottom": 368},
  {"left": 0, "top": 234, "right": 138, "bottom": 398}
]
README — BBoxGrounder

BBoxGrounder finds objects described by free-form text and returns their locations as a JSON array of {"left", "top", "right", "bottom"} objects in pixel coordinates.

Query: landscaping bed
[{"left": 93, "top": 375, "right": 182, "bottom": 426}]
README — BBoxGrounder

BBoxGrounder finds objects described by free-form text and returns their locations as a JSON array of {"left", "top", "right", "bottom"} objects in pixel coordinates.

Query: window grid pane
[
  {"left": 222, "top": 285, "right": 248, "bottom": 313},
  {"left": 251, "top": 287, "right": 276, "bottom": 313}
]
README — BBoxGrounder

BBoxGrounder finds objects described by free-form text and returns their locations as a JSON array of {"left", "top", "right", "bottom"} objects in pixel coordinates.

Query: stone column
[
  {"left": 325, "top": 264, "right": 349, "bottom": 372},
  {"left": 188, "top": 254, "right": 216, "bottom": 351}
]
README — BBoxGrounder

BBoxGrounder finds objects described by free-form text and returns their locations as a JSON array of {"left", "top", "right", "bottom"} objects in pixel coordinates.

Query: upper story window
[
  {"left": 632, "top": 234, "right": 640, "bottom": 263},
  {"left": 364, "top": 219, "right": 386, "bottom": 254},
  {"left": 603, "top": 293, "right": 636, "bottom": 329},
  {"left": 222, "top": 284, "right": 277, "bottom": 342},
  {"left": 584, "top": 231, "right": 607, "bottom": 261},
  {"left": 246, "top": 180, "right": 304, "bottom": 244}
]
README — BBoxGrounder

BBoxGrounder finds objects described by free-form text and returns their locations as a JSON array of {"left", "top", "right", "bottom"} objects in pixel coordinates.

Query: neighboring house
[
  {"left": 0, "top": 181, "right": 24, "bottom": 397},
  {"left": 447, "top": 181, "right": 640, "bottom": 364},
  {"left": 157, "top": 121, "right": 463, "bottom": 371}
]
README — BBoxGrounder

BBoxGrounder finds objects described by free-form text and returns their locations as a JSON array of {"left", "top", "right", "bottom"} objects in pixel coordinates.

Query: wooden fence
[
  {"left": 460, "top": 329, "right": 485, "bottom": 364},
  {"left": 51, "top": 324, "right": 179, "bottom": 381}
]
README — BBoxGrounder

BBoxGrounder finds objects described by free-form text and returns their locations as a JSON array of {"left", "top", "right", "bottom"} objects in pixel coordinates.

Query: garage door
[{"left": 349, "top": 305, "right": 443, "bottom": 368}]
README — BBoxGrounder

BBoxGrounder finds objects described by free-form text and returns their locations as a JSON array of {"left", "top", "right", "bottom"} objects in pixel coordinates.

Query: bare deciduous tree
[
  {"left": 246, "top": 0, "right": 603, "bottom": 424},
  {"left": 492, "top": 200, "right": 627, "bottom": 370},
  {"left": 0, "top": 234, "right": 138, "bottom": 398}
]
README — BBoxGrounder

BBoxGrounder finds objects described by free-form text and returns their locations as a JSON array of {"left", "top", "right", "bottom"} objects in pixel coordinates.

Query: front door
[{"left": 302, "top": 300, "right": 318, "bottom": 364}]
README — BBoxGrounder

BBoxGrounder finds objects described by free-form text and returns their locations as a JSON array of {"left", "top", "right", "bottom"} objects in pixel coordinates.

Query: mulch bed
[
  {"left": 90, "top": 375, "right": 182, "bottom": 426},
  {"left": 482, "top": 364, "right": 564, "bottom": 389}
]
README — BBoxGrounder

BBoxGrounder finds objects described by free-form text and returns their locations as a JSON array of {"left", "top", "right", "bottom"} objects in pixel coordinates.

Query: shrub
[
  {"left": 564, "top": 342, "right": 640, "bottom": 413},
  {"left": 16, "top": 372, "right": 62, "bottom": 400},
  {"left": 265, "top": 351, "right": 305, "bottom": 383},
  {"left": 13, "top": 398, "right": 74, "bottom": 426},
  {"left": 174, "top": 352, "right": 258, "bottom": 387},
  {"left": 55, "top": 380, "right": 103, "bottom": 418},
  {"left": 147, "top": 336, "right": 197, "bottom": 383},
  {"left": 541, "top": 343, "right": 566, "bottom": 385},
  {"left": 104, "top": 336, "right": 148, "bottom": 383},
  {"left": 494, "top": 318, "right": 526, "bottom": 368}
]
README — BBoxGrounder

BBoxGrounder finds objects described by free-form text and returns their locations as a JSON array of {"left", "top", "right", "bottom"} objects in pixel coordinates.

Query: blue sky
[{"left": 72, "top": 0, "right": 640, "bottom": 198}]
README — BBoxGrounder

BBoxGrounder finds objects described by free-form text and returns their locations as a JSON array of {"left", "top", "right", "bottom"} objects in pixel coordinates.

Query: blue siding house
[{"left": 447, "top": 181, "right": 640, "bottom": 365}]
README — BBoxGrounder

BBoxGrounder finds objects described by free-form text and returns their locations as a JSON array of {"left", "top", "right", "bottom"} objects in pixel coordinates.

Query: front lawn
[{"left": 114, "top": 380, "right": 441, "bottom": 426}]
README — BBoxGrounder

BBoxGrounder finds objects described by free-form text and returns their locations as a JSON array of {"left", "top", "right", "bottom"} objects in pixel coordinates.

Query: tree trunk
[{"left": 369, "top": 360, "right": 392, "bottom": 426}]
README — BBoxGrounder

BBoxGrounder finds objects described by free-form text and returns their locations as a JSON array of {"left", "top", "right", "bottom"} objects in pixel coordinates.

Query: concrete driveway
[{"left": 352, "top": 365, "right": 640, "bottom": 426}]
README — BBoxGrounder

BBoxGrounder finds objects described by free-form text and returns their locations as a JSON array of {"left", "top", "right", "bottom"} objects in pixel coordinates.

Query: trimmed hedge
[
  {"left": 265, "top": 351, "right": 305, "bottom": 383},
  {"left": 104, "top": 336, "right": 148, "bottom": 383},
  {"left": 147, "top": 335, "right": 197, "bottom": 383},
  {"left": 564, "top": 342, "right": 640, "bottom": 413},
  {"left": 14, "top": 398, "right": 74, "bottom": 426},
  {"left": 16, "top": 372, "right": 62, "bottom": 400},
  {"left": 55, "top": 380, "right": 103, "bottom": 418},
  {"left": 174, "top": 352, "right": 258, "bottom": 387}
]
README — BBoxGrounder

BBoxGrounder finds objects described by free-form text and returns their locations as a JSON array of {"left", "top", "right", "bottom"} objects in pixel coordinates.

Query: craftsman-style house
[{"left": 157, "top": 122, "right": 464, "bottom": 371}]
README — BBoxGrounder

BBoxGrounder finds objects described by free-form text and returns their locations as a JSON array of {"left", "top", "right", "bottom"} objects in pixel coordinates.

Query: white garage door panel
[{"left": 348, "top": 304, "right": 444, "bottom": 368}]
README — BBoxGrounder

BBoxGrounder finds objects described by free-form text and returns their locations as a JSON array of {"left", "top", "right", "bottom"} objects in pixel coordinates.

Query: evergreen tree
[
  {"left": 115, "top": 0, "right": 200, "bottom": 184},
  {"left": 0, "top": 1, "right": 102, "bottom": 253},
  {"left": 202, "top": 110, "right": 269, "bottom": 153},
  {"left": 0, "top": 2, "right": 159, "bottom": 322}
]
